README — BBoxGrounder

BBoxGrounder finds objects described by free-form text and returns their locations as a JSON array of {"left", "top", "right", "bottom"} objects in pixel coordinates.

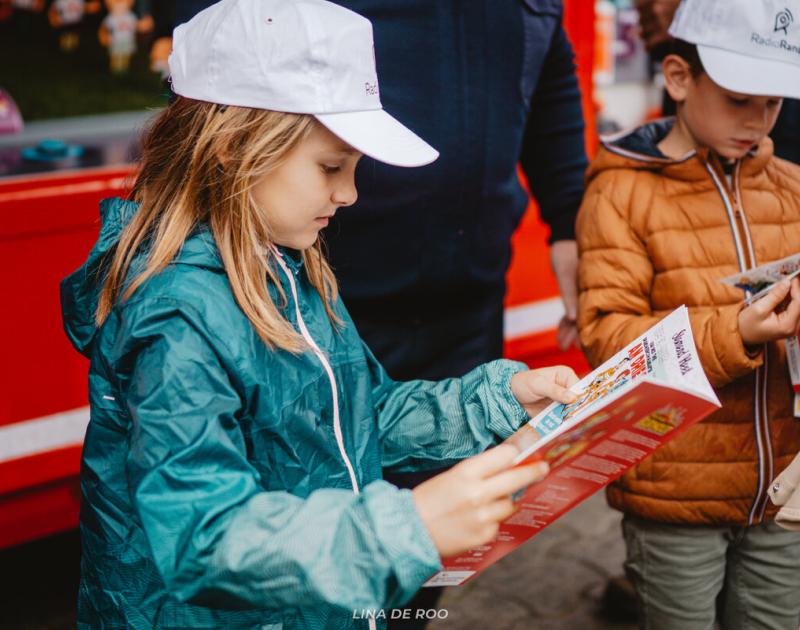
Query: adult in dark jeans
[{"left": 175, "top": 1, "right": 589, "bottom": 627}]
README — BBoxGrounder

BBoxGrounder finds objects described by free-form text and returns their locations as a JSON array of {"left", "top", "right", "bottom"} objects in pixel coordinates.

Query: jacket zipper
[
  {"left": 274, "top": 252, "right": 361, "bottom": 495},
  {"left": 275, "top": 254, "right": 380, "bottom": 630},
  {"left": 705, "top": 160, "right": 772, "bottom": 525},
  {"left": 732, "top": 164, "right": 774, "bottom": 522}
]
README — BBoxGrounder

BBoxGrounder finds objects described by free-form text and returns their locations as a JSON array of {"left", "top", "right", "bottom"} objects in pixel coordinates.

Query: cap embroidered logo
[{"left": 775, "top": 8, "right": 794, "bottom": 35}]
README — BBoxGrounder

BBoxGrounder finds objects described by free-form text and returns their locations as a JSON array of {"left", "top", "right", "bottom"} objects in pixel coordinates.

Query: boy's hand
[
  {"left": 738, "top": 278, "right": 800, "bottom": 345},
  {"left": 511, "top": 366, "right": 579, "bottom": 417},
  {"left": 412, "top": 445, "right": 549, "bottom": 558}
]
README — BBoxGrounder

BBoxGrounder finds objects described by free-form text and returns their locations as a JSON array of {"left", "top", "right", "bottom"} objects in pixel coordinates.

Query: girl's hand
[
  {"left": 510, "top": 366, "right": 579, "bottom": 417},
  {"left": 739, "top": 278, "right": 800, "bottom": 345},
  {"left": 412, "top": 445, "right": 549, "bottom": 558}
]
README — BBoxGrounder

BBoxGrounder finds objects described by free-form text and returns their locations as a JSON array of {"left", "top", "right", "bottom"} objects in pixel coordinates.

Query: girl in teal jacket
[{"left": 60, "top": 1, "right": 577, "bottom": 628}]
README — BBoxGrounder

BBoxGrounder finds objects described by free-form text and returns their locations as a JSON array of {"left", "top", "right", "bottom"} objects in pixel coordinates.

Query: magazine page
[
  {"left": 426, "top": 382, "right": 720, "bottom": 588},
  {"left": 720, "top": 253, "right": 800, "bottom": 304},
  {"left": 424, "top": 307, "right": 721, "bottom": 588},
  {"left": 512, "top": 306, "right": 717, "bottom": 464}
]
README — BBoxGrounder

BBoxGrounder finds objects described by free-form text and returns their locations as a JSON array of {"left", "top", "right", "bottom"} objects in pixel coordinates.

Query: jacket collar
[
  {"left": 273, "top": 246, "right": 304, "bottom": 275},
  {"left": 588, "top": 118, "right": 774, "bottom": 185}
]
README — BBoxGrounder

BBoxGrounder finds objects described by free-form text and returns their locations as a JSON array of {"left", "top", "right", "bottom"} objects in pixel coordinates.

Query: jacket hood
[
  {"left": 586, "top": 118, "right": 688, "bottom": 184},
  {"left": 60, "top": 197, "right": 225, "bottom": 357},
  {"left": 586, "top": 117, "right": 774, "bottom": 187}
]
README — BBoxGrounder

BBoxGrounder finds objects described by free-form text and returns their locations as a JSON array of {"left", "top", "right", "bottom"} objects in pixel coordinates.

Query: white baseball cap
[
  {"left": 168, "top": 0, "right": 438, "bottom": 167},
  {"left": 669, "top": 0, "right": 800, "bottom": 99}
]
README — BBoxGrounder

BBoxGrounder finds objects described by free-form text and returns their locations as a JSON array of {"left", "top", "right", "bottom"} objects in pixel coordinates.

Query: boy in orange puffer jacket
[{"left": 577, "top": 1, "right": 800, "bottom": 628}]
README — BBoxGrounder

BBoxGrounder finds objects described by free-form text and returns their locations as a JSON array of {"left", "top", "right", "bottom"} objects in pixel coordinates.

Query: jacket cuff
[
  {"left": 711, "top": 304, "right": 764, "bottom": 383},
  {"left": 483, "top": 359, "right": 530, "bottom": 439},
  {"left": 545, "top": 209, "right": 577, "bottom": 243},
  {"left": 362, "top": 481, "right": 442, "bottom": 605}
]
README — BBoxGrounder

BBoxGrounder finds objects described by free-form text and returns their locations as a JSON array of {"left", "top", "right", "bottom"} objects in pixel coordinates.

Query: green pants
[{"left": 622, "top": 517, "right": 800, "bottom": 630}]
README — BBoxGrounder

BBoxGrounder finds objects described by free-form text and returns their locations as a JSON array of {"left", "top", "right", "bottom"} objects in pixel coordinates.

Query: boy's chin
[{"left": 715, "top": 144, "right": 754, "bottom": 161}]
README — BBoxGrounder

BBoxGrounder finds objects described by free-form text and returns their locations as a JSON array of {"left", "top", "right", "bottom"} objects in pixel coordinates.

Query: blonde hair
[{"left": 97, "top": 96, "right": 341, "bottom": 353}]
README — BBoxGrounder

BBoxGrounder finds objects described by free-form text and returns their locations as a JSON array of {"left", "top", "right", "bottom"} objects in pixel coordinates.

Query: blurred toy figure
[
  {"left": 149, "top": 36, "right": 171, "bottom": 77},
  {"left": 135, "top": 0, "right": 175, "bottom": 77},
  {"left": 99, "top": 0, "right": 137, "bottom": 74},
  {"left": 48, "top": 0, "right": 86, "bottom": 52},
  {"left": 134, "top": 0, "right": 152, "bottom": 32}
]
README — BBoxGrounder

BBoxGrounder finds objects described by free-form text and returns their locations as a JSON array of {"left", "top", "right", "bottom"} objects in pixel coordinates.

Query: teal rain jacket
[{"left": 60, "top": 198, "right": 530, "bottom": 629}]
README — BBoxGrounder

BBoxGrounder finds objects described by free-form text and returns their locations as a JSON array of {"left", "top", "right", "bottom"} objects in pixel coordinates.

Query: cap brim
[
  {"left": 314, "top": 109, "right": 438, "bottom": 167},
  {"left": 698, "top": 45, "right": 800, "bottom": 99}
]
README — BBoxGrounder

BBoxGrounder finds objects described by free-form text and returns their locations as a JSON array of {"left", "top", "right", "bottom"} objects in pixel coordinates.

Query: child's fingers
[
  {"left": 553, "top": 365, "right": 580, "bottom": 389},
  {"left": 531, "top": 373, "right": 578, "bottom": 405},
  {"left": 780, "top": 281, "right": 800, "bottom": 333},
  {"left": 478, "top": 497, "right": 517, "bottom": 524},
  {"left": 460, "top": 444, "right": 520, "bottom": 479},
  {"left": 757, "top": 280, "right": 792, "bottom": 313},
  {"left": 480, "top": 462, "right": 549, "bottom": 500}
]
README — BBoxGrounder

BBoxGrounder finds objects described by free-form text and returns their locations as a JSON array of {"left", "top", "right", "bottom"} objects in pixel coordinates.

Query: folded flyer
[
  {"left": 720, "top": 255, "right": 800, "bottom": 415},
  {"left": 720, "top": 253, "right": 800, "bottom": 304},
  {"left": 424, "top": 306, "right": 720, "bottom": 587}
]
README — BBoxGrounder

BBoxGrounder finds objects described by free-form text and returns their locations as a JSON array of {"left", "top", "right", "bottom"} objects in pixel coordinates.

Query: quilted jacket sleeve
[{"left": 577, "top": 172, "right": 763, "bottom": 388}]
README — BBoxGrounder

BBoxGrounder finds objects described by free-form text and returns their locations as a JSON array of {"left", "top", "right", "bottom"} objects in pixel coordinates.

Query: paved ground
[
  {"left": 433, "top": 492, "right": 637, "bottom": 630},
  {"left": 2, "top": 491, "right": 637, "bottom": 629}
]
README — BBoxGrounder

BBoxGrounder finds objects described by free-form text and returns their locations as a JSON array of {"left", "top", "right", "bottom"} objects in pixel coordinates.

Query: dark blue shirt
[{"left": 325, "top": 0, "right": 587, "bottom": 309}]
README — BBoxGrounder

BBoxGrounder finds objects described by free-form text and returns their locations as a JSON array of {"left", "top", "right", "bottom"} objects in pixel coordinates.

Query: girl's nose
[{"left": 332, "top": 181, "right": 358, "bottom": 208}]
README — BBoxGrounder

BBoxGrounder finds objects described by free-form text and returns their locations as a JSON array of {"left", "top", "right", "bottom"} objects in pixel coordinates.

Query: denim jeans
[{"left": 622, "top": 516, "right": 800, "bottom": 630}]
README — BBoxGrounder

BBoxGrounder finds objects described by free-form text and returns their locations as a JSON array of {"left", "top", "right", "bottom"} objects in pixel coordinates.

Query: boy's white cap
[
  {"left": 168, "top": 0, "right": 438, "bottom": 167},
  {"left": 669, "top": 0, "right": 800, "bottom": 99}
]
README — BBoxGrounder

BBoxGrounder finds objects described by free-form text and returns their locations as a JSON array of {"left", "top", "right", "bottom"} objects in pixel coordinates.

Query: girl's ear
[{"left": 662, "top": 54, "right": 692, "bottom": 104}]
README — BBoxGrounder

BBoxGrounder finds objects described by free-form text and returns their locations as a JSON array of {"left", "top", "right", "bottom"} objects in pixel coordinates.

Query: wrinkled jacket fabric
[
  {"left": 576, "top": 120, "right": 800, "bottom": 526},
  {"left": 60, "top": 198, "right": 530, "bottom": 629}
]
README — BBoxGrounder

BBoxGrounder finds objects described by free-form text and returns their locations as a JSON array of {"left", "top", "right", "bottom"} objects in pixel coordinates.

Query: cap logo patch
[{"left": 775, "top": 8, "right": 794, "bottom": 35}]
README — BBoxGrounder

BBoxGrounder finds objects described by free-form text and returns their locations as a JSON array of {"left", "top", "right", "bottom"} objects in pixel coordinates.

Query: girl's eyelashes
[
  {"left": 727, "top": 96, "right": 748, "bottom": 106},
  {"left": 321, "top": 164, "right": 342, "bottom": 174}
]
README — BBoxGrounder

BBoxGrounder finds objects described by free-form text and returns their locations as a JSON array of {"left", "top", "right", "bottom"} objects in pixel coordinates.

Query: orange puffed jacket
[{"left": 576, "top": 119, "right": 800, "bottom": 526}]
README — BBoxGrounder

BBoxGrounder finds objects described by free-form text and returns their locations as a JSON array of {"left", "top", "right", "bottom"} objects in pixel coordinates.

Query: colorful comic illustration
[
  {"left": 429, "top": 307, "right": 722, "bottom": 588},
  {"left": 720, "top": 253, "right": 800, "bottom": 303},
  {"left": 635, "top": 405, "right": 685, "bottom": 436},
  {"left": 513, "top": 306, "right": 718, "bottom": 465}
]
